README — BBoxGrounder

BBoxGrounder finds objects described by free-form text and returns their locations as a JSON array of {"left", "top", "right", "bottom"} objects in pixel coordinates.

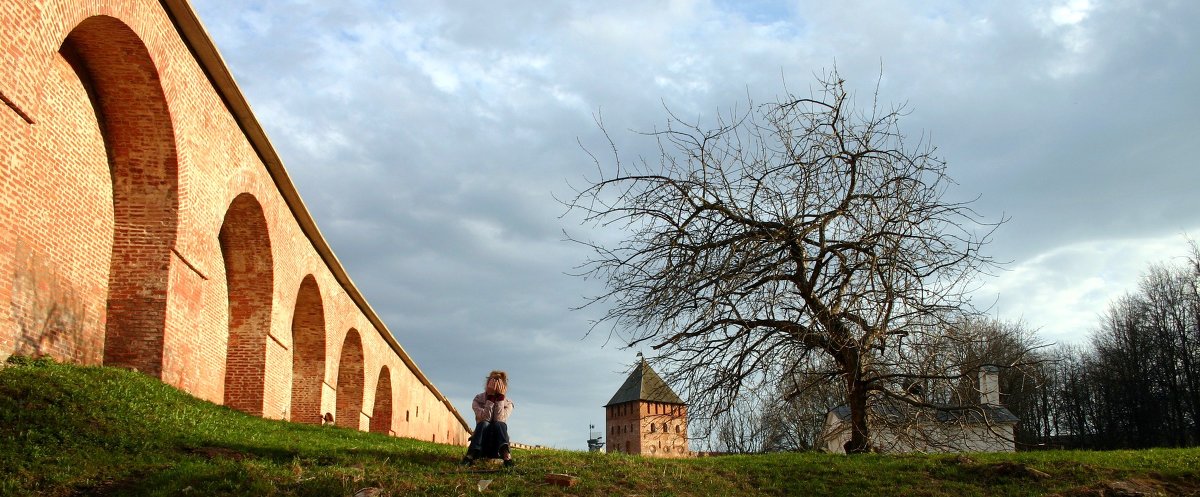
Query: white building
[{"left": 820, "top": 366, "right": 1018, "bottom": 454}]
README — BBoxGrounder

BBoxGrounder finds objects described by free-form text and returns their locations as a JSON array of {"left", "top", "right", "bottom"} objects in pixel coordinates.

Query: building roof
[
  {"left": 829, "top": 402, "right": 1019, "bottom": 425},
  {"left": 605, "top": 359, "right": 685, "bottom": 407}
]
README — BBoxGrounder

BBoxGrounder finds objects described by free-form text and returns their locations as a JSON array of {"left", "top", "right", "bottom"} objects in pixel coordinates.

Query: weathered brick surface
[
  {"left": 334, "top": 328, "right": 366, "bottom": 430},
  {"left": 370, "top": 366, "right": 395, "bottom": 435},
  {"left": 289, "top": 275, "right": 326, "bottom": 424},
  {"left": 606, "top": 401, "right": 689, "bottom": 458},
  {"left": 0, "top": 0, "right": 468, "bottom": 445}
]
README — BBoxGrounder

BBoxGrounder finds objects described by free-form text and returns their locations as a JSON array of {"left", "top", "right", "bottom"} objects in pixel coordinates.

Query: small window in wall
[
  {"left": 675, "top": 425, "right": 680, "bottom": 433},
  {"left": 406, "top": 410, "right": 410, "bottom": 422},
  {"left": 650, "top": 424, "right": 656, "bottom": 433},
  {"left": 663, "top": 423, "right": 668, "bottom": 432}
]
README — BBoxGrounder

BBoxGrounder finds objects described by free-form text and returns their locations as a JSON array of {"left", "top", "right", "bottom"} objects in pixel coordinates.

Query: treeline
[
  {"left": 1013, "top": 242, "right": 1200, "bottom": 449},
  {"left": 707, "top": 242, "right": 1200, "bottom": 453}
]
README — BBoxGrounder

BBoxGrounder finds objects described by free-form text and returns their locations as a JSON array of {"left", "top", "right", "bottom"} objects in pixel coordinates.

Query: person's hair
[{"left": 486, "top": 370, "right": 508, "bottom": 395}]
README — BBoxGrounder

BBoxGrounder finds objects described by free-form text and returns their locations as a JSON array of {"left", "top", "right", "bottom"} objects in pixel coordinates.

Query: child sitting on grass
[{"left": 461, "top": 370, "right": 515, "bottom": 467}]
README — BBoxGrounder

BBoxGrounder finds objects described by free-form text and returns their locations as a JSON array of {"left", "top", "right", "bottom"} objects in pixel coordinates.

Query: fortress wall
[{"left": 0, "top": 0, "right": 468, "bottom": 445}]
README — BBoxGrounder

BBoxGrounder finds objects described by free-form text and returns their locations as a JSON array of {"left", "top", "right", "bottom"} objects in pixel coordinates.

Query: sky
[{"left": 189, "top": 0, "right": 1200, "bottom": 450}]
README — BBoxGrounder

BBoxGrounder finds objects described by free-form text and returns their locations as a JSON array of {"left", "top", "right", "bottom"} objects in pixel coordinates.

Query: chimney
[{"left": 979, "top": 365, "right": 1000, "bottom": 405}]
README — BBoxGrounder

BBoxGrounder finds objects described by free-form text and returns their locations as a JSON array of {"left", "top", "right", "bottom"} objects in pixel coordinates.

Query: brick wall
[{"left": 0, "top": 0, "right": 469, "bottom": 445}]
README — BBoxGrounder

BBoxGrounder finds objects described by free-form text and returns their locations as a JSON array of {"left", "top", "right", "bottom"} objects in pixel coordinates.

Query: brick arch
[
  {"left": 219, "top": 193, "right": 273, "bottom": 416},
  {"left": 289, "top": 275, "right": 326, "bottom": 424},
  {"left": 336, "top": 329, "right": 365, "bottom": 429},
  {"left": 370, "top": 366, "right": 393, "bottom": 435},
  {"left": 54, "top": 16, "right": 179, "bottom": 377},
  {"left": 5, "top": 26, "right": 110, "bottom": 363}
]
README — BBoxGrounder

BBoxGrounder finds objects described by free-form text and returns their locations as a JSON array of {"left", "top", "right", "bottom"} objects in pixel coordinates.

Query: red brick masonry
[
  {"left": 606, "top": 401, "right": 689, "bottom": 457},
  {"left": 0, "top": 0, "right": 469, "bottom": 444}
]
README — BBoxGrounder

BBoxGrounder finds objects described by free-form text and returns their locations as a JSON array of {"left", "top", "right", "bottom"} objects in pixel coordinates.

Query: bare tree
[
  {"left": 711, "top": 384, "right": 772, "bottom": 454},
  {"left": 565, "top": 70, "right": 1003, "bottom": 453},
  {"left": 760, "top": 366, "right": 845, "bottom": 452},
  {"left": 701, "top": 356, "right": 844, "bottom": 453}
]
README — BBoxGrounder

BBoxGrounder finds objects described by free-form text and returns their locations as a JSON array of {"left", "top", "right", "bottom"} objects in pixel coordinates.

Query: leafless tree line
[
  {"left": 703, "top": 317, "right": 1045, "bottom": 453},
  {"left": 1022, "top": 241, "right": 1200, "bottom": 449},
  {"left": 703, "top": 241, "right": 1200, "bottom": 453}
]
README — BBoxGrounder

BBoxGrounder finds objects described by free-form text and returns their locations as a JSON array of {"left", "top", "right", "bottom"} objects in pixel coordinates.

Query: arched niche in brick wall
[
  {"left": 218, "top": 193, "right": 273, "bottom": 417},
  {"left": 336, "top": 328, "right": 365, "bottom": 430},
  {"left": 56, "top": 16, "right": 179, "bottom": 377},
  {"left": 370, "top": 366, "right": 393, "bottom": 435},
  {"left": 289, "top": 275, "right": 326, "bottom": 425}
]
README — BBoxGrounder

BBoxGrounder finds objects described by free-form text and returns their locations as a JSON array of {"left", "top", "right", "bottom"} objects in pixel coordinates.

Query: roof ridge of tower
[{"left": 604, "top": 357, "right": 685, "bottom": 407}]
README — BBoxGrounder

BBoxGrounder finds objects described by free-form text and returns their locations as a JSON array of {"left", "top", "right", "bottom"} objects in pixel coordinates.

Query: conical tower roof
[{"left": 604, "top": 357, "right": 685, "bottom": 406}]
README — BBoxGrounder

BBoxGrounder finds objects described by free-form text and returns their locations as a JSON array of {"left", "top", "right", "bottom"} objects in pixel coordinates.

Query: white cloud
[
  {"left": 1035, "top": 0, "right": 1097, "bottom": 78},
  {"left": 407, "top": 49, "right": 463, "bottom": 93},
  {"left": 978, "top": 231, "right": 1199, "bottom": 345},
  {"left": 1049, "top": 0, "right": 1093, "bottom": 26}
]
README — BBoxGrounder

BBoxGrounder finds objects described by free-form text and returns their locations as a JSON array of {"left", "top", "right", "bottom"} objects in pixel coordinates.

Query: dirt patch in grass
[
  {"left": 978, "top": 461, "right": 1053, "bottom": 480},
  {"left": 187, "top": 446, "right": 250, "bottom": 461},
  {"left": 942, "top": 455, "right": 1052, "bottom": 482},
  {"left": 1051, "top": 476, "right": 1200, "bottom": 497}
]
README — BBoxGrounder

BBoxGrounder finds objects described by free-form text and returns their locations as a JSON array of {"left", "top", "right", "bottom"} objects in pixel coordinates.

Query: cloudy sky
[{"left": 189, "top": 0, "right": 1199, "bottom": 449}]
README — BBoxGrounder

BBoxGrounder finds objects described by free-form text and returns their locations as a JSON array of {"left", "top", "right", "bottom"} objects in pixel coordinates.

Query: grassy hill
[{"left": 2, "top": 357, "right": 1198, "bottom": 496}]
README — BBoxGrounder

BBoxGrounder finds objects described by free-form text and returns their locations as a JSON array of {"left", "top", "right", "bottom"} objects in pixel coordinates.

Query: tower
[{"left": 604, "top": 355, "right": 689, "bottom": 457}]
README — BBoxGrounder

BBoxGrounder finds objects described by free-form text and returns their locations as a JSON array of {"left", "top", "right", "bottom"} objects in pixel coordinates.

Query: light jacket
[{"left": 472, "top": 392, "right": 514, "bottom": 424}]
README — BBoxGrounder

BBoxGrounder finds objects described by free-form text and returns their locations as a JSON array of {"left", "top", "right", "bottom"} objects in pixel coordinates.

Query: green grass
[{"left": 2, "top": 357, "right": 1198, "bottom": 496}]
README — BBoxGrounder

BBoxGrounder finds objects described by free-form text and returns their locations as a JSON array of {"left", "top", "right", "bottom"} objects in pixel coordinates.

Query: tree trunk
[{"left": 843, "top": 361, "right": 871, "bottom": 454}]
